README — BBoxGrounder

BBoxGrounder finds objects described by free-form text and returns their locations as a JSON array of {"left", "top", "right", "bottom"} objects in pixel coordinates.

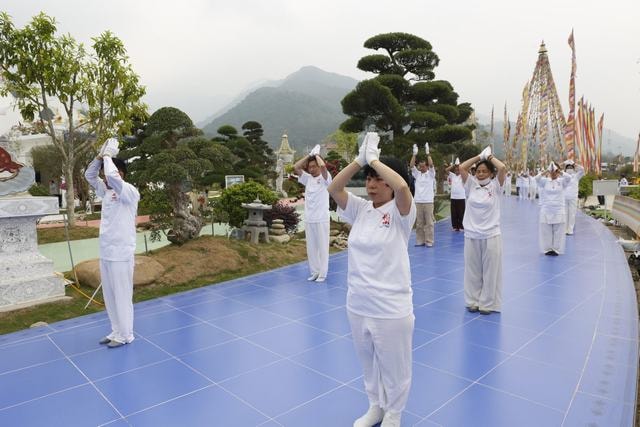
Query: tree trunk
[
  {"left": 63, "top": 162, "right": 76, "bottom": 226},
  {"left": 167, "top": 185, "right": 203, "bottom": 245}
]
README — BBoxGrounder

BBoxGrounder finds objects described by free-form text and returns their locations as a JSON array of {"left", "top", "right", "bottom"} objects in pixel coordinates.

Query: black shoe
[
  {"left": 479, "top": 309, "right": 491, "bottom": 315},
  {"left": 545, "top": 251, "right": 554, "bottom": 256},
  {"left": 414, "top": 243, "right": 425, "bottom": 247},
  {"left": 550, "top": 250, "right": 559, "bottom": 256},
  {"left": 466, "top": 306, "right": 479, "bottom": 313},
  {"left": 99, "top": 337, "right": 111, "bottom": 345},
  {"left": 107, "top": 340, "right": 126, "bottom": 348}
]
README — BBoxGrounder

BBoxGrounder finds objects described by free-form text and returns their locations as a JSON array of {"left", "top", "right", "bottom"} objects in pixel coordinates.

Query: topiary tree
[
  {"left": 341, "top": 32, "right": 473, "bottom": 159},
  {"left": 120, "top": 107, "right": 221, "bottom": 244},
  {"left": 145, "top": 107, "right": 195, "bottom": 137},
  {"left": 213, "top": 181, "right": 278, "bottom": 229}
]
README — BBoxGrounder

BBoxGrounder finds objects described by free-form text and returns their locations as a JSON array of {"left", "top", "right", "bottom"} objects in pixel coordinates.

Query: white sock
[
  {"left": 381, "top": 411, "right": 401, "bottom": 427},
  {"left": 353, "top": 405, "right": 384, "bottom": 427}
]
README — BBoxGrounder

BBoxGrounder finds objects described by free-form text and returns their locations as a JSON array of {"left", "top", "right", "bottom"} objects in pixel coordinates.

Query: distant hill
[{"left": 201, "top": 66, "right": 358, "bottom": 152}]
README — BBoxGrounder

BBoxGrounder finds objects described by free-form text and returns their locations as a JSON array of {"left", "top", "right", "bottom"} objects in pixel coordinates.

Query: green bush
[
  {"left": 214, "top": 181, "right": 278, "bottom": 228},
  {"left": 28, "top": 183, "right": 49, "bottom": 196},
  {"left": 628, "top": 186, "right": 640, "bottom": 201},
  {"left": 578, "top": 173, "right": 597, "bottom": 199}
]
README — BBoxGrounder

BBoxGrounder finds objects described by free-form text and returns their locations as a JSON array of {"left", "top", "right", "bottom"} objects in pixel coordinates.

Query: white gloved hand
[
  {"left": 310, "top": 144, "right": 321, "bottom": 157},
  {"left": 365, "top": 132, "right": 381, "bottom": 164},
  {"left": 102, "top": 138, "right": 119, "bottom": 158},
  {"left": 479, "top": 145, "right": 492, "bottom": 161},
  {"left": 412, "top": 144, "right": 418, "bottom": 156},
  {"left": 354, "top": 134, "right": 368, "bottom": 167},
  {"left": 424, "top": 142, "right": 430, "bottom": 155},
  {"left": 454, "top": 157, "right": 460, "bottom": 165},
  {"left": 548, "top": 161, "right": 558, "bottom": 172}
]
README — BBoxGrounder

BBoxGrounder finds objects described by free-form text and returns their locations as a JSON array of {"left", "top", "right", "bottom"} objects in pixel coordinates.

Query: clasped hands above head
[{"left": 98, "top": 138, "right": 120, "bottom": 159}]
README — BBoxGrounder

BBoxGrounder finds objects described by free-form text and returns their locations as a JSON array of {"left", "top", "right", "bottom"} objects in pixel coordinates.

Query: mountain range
[
  {"left": 200, "top": 67, "right": 636, "bottom": 158},
  {"left": 201, "top": 66, "right": 358, "bottom": 152}
]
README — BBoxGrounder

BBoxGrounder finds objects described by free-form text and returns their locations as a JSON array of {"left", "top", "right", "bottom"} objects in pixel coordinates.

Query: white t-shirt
[
  {"left": 412, "top": 166, "right": 435, "bottom": 203},
  {"left": 536, "top": 174, "right": 572, "bottom": 224},
  {"left": 564, "top": 167, "right": 585, "bottom": 200},
  {"left": 85, "top": 158, "right": 140, "bottom": 261},
  {"left": 521, "top": 175, "right": 530, "bottom": 188},
  {"left": 338, "top": 192, "right": 417, "bottom": 319},
  {"left": 298, "top": 171, "right": 332, "bottom": 223},
  {"left": 462, "top": 176, "right": 503, "bottom": 240},
  {"left": 448, "top": 172, "right": 466, "bottom": 200}
]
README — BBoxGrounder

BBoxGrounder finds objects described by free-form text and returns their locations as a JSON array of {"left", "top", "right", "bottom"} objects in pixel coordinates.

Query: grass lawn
[
  {"left": 37, "top": 226, "right": 100, "bottom": 244},
  {"left": 0, "top": 236, "right": 313, "bottom": 335}
]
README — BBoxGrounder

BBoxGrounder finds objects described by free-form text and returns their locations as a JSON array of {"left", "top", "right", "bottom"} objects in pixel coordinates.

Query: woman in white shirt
[
  {"left": 563, "top": 160, "right": 584, "bottom": 235},
  {"left": 328, "top": 132, "right": 416, "bottom": 427},
  {"left": 535, "top": 162, "right": 572, "bottom": 255},
  {"left": 459, "top": 150, "right": 507, "bottom": 315},
  {"left": 445, "top": 159, "right": 466, "bottom": 231}
]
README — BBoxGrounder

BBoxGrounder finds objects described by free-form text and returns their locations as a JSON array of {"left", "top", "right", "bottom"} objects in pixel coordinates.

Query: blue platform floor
[{"left": 0, "top": 197, "right": 637, "bottom": 426}]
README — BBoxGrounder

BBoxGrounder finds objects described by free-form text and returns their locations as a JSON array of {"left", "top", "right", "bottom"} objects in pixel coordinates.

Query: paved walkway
[{"left": 1, "top": 196, "right": 637, "bottom": 426}]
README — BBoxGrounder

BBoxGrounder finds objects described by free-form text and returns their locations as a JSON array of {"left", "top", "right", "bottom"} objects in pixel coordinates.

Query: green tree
[
  {"left": 0, "top": 12, "right": 146, "bottom": 225},
  {"left": 323, "top": 129, "right": 358, "bottom": 162},
  {"left": 214, "top": 124, "right": 275, "bottom": 183},
  {"left": 340, "top": 32, "right": 473, "bottom": 158},
  {"left": 121, "top": 108, "right": 220, "bottom": 244}
]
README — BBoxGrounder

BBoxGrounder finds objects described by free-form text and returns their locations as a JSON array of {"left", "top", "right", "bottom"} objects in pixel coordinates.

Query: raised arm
[
  {"left": 459, "top": 155, "right": 480, "bottom": 184},
  {"left": 293, "top": 155, "right": 308, "bottom": 177},
  {"left": 84, "top": 158, "right": 106, "bottom": 197},
  {"left": 370, "top": 159, "right": 413, "bottom": 215},
  {"left": 313, "top": 155, "right": 329, "bottom": 180},
  {"left": 328, "top": 161, "right": 361, "bottom": 210},
  {"left": 488, "top": 155, "right": 507, "bottom": 186}
]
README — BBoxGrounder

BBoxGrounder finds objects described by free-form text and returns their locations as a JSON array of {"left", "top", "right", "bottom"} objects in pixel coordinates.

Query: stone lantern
[{"left": 240, "top": 198, "right": 272, "bottom": 244}]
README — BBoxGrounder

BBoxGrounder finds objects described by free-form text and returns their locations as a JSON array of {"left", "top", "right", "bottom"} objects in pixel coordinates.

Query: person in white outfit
[
  {"left": 459, "top": 147, "right": 507, "bottom": 315},
  {"left": 410, "top": 142, "right": 436, "bottom": 246},
  {"left": 520, "top": 171, "right": 530, "bottom": 201},
  {"left": 85, "top": 139, "right": 140, "bottom": 348},
  {"left": 535, "top": 162, "right": 572, "bottom": 255},
  {"left": 503, "top": 172, "right": 512, "bottom": 197},
  {"left": 294, "top": 145, "right": 333, "bottom": 282},
  {"left": 528, "top": 171, "right": 537, "bottom": 200},
  {"left": 445, "top": 158, "right": 465, "bottom": 231},
  {"left": 328, "top": 132, "right": 416, "bottom": 427},
  {"left": 563, "top": 160, "right": 585, "bottom": 235}
]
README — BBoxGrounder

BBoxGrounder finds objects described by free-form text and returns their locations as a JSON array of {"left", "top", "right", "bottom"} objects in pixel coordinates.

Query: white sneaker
[
  {"left": 307, "top": 273, "right": 319, "bottom": 281},
  {"left": 353, "top": 405, "right": 384, "bottom": 427},
  {"left": 315, "top": 276, "right": 326, "bottom": 283},
  {"left": 380, "top": 411, "right": 402, "bottom": 427}
]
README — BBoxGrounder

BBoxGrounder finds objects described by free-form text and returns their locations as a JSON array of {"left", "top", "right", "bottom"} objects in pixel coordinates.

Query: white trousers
[
  {"left": 529, "top": 185, "right": 537, "bottom": 200},
  {"left": 100, "top": 258, "right": 135, "bottom": 343},
  {"left": 539, "top": 222, "right": 566, "bottom": 254},
  {"left": 348, "top": 311, "right": 414, "bottom": 414},
  {"left": 464, "top": 235, "right": 503, "bottom": 311},
  {"left": 306, "top": 221, "right": 329, "bottom": 278},
  {"left": 520, "top": 186, "right": 529, "bottom": 200},
  {"left": 565, "top": 199, "right": 578, "bottom": 234}
]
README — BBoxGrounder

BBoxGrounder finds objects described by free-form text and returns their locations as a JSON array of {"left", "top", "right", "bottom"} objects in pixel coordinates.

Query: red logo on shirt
[{"left": 381, "top": 213, "right": 391, "bottom": 227}]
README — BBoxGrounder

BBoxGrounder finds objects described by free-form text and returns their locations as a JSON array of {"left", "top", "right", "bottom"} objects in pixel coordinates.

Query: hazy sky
[{"left": 3, "top": 0, "right": 639, "bottom": 138}]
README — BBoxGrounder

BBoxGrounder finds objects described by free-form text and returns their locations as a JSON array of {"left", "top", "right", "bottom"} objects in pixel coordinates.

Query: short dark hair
[
  {"left": 363, "top": 156, "right": 411, "bottom": 187},
  {"left": 565, "top": 164, "right": 575, "bottom": 170},
  {"left": 475, "top": 160, "right": 496, "bottom": 175},
  {"left": 110, "top": 157, "right": 127, "bottom": 178}
]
